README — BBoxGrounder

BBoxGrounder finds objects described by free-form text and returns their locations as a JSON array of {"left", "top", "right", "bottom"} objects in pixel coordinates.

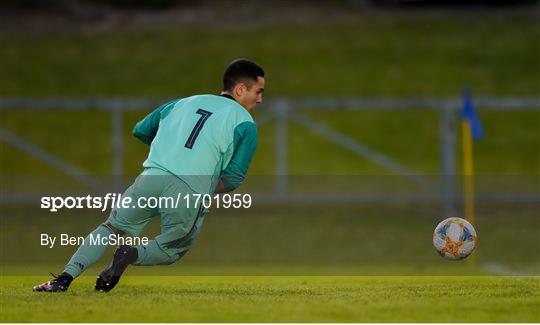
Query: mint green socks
[{"left": 63, "top": 224, "right": 113, "bottom": 278}]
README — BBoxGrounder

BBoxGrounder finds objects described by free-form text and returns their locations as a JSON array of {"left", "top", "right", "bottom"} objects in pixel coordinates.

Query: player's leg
[
  {"left": 64, "top": 222, "right": 124, "bottom": 276},
  {"left": 66, "top": 177, "right": 156, "bottom": 279},
  {"left": 133, "top": 205, "right": 206, "bottom": 266},
  {"left": 95, "top": 211, "right": 158, "bottom": 292},
  {"left": 133, "top": 174, "right": 206, "bottom": 266},
  {"left": 93, "top": 212, "right": 207, "bottom": 292},
  {"left": 33, "top": 175, "right": 155, "bottom": 292},
  {"left": 95, "top": 173, "right": 208, "bottom": 292},
  {"left": 94, "top": 170, "right": 165, "bottom": 291},
  {"left": 96, "top": 175, "right": 207, "bottom": 292}
]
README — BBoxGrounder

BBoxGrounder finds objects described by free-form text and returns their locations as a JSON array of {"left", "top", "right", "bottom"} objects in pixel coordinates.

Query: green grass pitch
[
  {"left": 1, "top": 275, "right": 538, "bottom": 322},
  {"left": 1, "top": 11, "right": 538, "bottom": 323}
]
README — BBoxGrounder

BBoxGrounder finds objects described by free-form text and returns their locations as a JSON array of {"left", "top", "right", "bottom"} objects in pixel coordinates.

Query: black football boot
[
  {"left": 33, "top": 272, "right": 73, "bottom": 292},
  {"left": 95, "top": 245, "right": 138, "bottom": 292}
]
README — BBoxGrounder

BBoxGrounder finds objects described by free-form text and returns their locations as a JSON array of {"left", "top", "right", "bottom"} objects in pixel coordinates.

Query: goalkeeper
[{"left": 33, "top": 58, "right": 264, "bottom": 292}]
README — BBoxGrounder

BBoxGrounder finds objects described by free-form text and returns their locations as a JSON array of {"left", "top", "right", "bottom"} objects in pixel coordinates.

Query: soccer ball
[{"left": 433, "top": 217, "right": 477, "bottom": 260}]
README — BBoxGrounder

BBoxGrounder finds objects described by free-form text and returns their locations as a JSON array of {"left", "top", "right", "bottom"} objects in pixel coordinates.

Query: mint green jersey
[{"left": 132, "top": 94, "right": 258, "bottom": 194}]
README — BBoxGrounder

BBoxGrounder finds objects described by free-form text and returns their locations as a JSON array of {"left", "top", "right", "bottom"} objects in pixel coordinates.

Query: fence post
[
  {"left": 440, "top": 102, "right": 457, "bottom": 217},
  {"left": 274, "top": 100, "right": 289, "bottom": 199},
  {"left": 112, "top": 103, "right": 124, "bottom": 191}
]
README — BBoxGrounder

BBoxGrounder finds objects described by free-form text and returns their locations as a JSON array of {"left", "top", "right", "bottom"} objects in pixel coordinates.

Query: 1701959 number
[{"left": 183, "top": 193, "right": 252, "bottom": 209}]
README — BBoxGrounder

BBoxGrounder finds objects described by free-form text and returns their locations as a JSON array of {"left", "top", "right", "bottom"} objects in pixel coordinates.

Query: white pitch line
[{"left": 482, "top": 263, "right": 535, "bottom": 276}]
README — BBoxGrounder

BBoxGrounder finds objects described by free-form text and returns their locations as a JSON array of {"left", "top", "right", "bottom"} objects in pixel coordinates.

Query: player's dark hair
[{"left": 223, "top": 59, "right": 264, "bottom": 91}]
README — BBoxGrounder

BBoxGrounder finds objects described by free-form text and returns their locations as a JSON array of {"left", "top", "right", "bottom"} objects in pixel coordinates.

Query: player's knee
[{"left": 156, "top": 240, "right": 190, "bottom": 265}]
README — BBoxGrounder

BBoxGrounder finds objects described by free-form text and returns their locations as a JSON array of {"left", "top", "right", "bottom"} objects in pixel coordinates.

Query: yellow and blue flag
[
  {"left": 461, "top": 88, "right": 483, "bottom": 141},
  {"left": 460, "top": 87, "right": 482, "bottom": 244}
]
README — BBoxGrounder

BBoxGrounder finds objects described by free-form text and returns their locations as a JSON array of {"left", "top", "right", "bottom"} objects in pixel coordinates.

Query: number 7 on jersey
[{"left": 184, "top": 109, "right": 213, "bottom": 149}]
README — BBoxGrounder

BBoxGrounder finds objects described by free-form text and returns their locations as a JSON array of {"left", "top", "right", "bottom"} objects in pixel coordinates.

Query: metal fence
[{"left": 1, "top": 97, "right": 539, "bottom": 215}]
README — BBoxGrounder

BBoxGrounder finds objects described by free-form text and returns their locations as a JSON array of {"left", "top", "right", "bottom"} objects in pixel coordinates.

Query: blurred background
[{"left": 1, "top": 0, "right": 539, "bottom": 276}]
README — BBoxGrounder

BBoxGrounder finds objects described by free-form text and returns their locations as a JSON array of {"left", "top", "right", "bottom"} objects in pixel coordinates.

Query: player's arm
[
  {"left": 132, "top": 100, "right": 177, "bottom": 145},
  {"left": 216, "top": 121, "right": 258, "bottom": 193}
]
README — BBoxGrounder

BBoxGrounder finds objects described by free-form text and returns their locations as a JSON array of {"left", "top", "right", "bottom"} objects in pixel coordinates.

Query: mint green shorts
[{"left": 107, "top": 167, "right": 207, "bottom": 259}]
